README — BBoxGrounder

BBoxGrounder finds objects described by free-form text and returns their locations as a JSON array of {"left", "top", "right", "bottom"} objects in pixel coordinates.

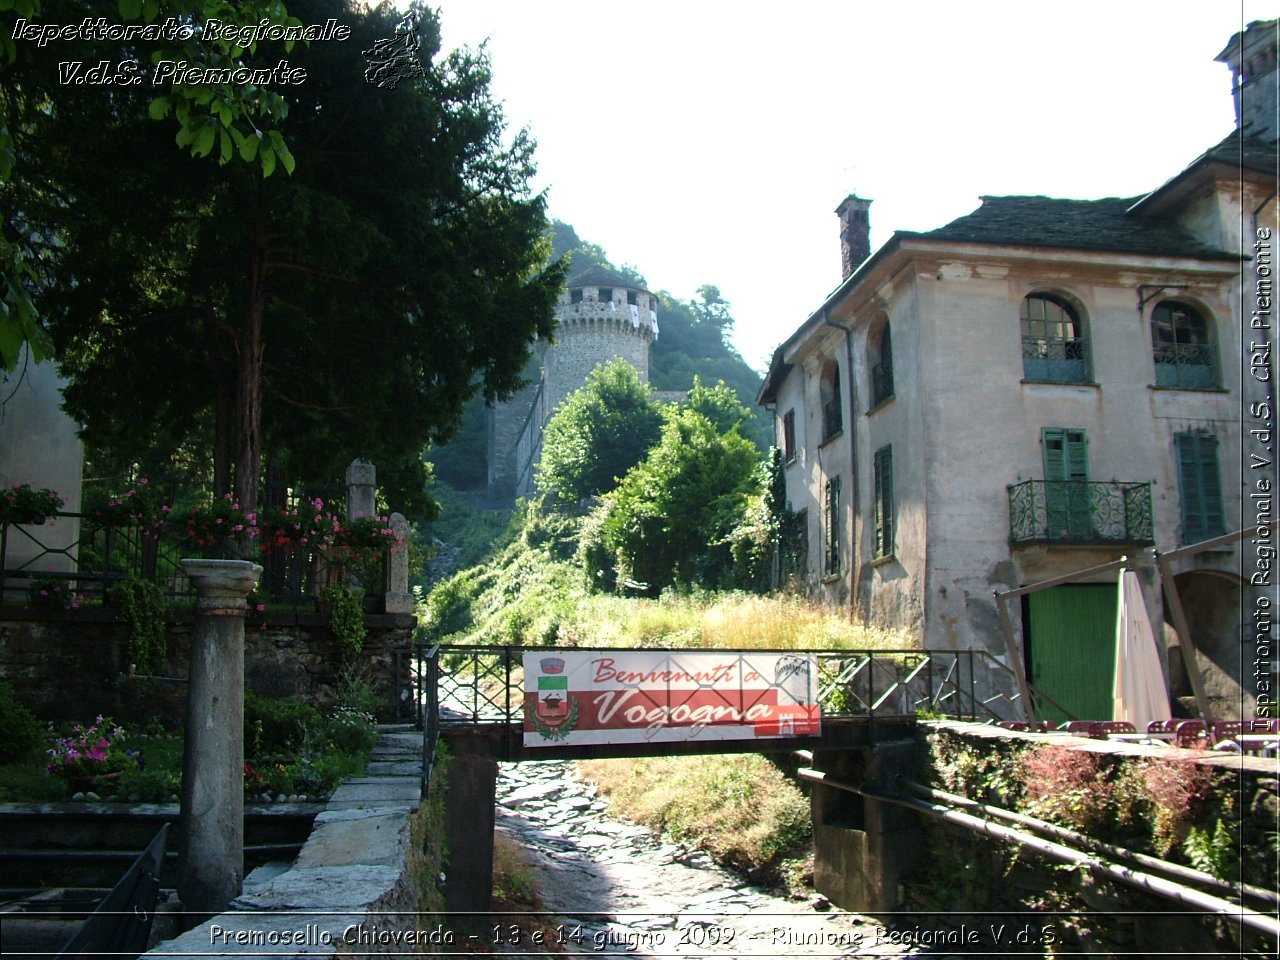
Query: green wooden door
[
  {"left": 1043, "top": 428, "right": 1091, "bottom": 539},
  {"left": 1025, "top": 583, "right": 1117, "bottom": 722}
]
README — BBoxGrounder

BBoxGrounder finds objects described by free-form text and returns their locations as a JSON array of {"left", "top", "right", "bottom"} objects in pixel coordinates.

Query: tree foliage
[
  {"left": 14, "top": 0, "right": 565, "bottom": 516},
  {"left": 535, "top": 359, "right": 663, "bottom": 502},
  {"left": 0, "top": 0, "right": 303, "bottom": 372},
  {"left": 598, "top": 381, "right": 763, "bottom": 595}
]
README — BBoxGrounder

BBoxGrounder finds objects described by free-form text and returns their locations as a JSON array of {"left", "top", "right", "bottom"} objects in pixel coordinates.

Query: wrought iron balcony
[
  {"left": 1008, "top": 480, "right": 1153, "bottom": 546},
  {"left": 1153, "top": 342, "right": 1217, "bottom": 389}
]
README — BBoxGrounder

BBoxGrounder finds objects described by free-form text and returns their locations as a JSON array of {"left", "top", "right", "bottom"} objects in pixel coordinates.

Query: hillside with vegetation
[
  {"left": 419, "top": 361, "right": 911, "bottom": 890},
  {"left": 424, "top": 220, "right": 770, "bottom": 493}
]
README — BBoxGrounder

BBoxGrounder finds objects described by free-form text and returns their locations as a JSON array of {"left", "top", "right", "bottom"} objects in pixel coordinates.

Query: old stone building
[
  {"left": 758, "top": 20, "right": 1278, "bottom": 718},
  {"left": 487, "top": 265, "right": 659, "bottom": 498}
]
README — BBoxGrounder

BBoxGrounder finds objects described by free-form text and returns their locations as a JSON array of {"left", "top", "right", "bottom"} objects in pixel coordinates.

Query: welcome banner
[{"left": 522, "top": 650, "right": 821, "bottom": 747}]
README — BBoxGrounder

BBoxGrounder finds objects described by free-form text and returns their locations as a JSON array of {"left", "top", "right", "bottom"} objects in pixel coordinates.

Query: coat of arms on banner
[{"left": 527, "top": 656, "right": 579, "bottom": 741}]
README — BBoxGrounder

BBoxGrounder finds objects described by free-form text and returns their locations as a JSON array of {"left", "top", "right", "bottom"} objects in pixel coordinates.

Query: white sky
[{"left": 425, "top": 1, "right": 1275, "bottom": 373}]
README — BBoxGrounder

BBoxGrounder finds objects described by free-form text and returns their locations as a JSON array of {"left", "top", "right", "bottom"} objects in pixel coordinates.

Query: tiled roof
[
  {"left": 909, "top": 195, "right": 1238, "bottom": 261},
  {"left": 1199, "top": 129, "right": 1277, "bottom": 176}
]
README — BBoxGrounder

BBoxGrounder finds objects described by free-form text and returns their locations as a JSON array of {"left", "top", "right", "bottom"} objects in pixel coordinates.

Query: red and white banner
[{"left": 522, "top": 650, "right": 820, "bottom": 747}]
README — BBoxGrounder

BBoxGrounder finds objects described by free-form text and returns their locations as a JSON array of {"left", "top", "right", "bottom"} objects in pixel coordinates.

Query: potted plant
[
  {"left": 183, "top": 494, "right": 257, "bottom": 558},
  {"left": 0, "top": 483, "right": 64, "bottom": 525},
  {"left": 46, "top": 715, "right": 141, "bottom": 792}
]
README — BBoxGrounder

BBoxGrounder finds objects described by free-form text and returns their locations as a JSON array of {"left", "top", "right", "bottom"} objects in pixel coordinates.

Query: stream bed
[{"left": 493, "top": 759, "right": 964, "bottom": 960}]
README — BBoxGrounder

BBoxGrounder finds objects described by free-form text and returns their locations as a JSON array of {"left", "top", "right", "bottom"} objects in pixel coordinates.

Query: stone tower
[{"left": 486, "top": 265, "right": 659, "bottom": 499}]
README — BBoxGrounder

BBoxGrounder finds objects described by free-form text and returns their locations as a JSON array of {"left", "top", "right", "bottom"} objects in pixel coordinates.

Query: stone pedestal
[
  {"left": 385, "top": 512, "right": 414, "bottom": 614},
  {"left": 177, "top": 559, "right": 261, "bottom": 919},
  {"left": 345, "top": 459, "right": 377, "bottom": 519}
]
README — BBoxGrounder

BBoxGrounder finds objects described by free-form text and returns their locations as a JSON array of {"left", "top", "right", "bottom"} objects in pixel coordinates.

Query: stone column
[
  {"left": 385, "top": 512, "right": 413, "bottom": 614},
  {"left": 346, "top": 459, "right": 377, "bottom": 519},
  {"left": 178, "top": 558, "right": 262, "bottom": 918}
]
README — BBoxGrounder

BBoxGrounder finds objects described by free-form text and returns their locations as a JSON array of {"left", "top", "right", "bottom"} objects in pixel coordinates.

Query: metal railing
[
  {"left": 1007, "top": 480, "right": 1153, "bottom": 545},
  {"left": 3, "top": 511, "right": 338, "bottom": 609},
  {"left": 1153, "top": 343, "right": 1217, "bottom": 389},
  {"left": 418, "top": 645, "right": 1047, "bottom": 729}
]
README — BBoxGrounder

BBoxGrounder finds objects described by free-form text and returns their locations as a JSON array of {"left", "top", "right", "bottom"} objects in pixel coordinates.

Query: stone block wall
[
  {"left": 0, "top": 608, "right": 418, "bottom": 725},
  {"left": 907, "top": 721, "right": 1278, "bottom": 955}
]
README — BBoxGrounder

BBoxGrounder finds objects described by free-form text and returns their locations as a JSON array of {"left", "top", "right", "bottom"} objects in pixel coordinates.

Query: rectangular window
[
  {"left": 782, "top": 409, "right": 797, "bottom": 463},
  {"left": 1176, "top": 432, "right": 1225, "bottom": 543},
  {"left": 823, "top": 475, "right": 841, "bottom": 576},
  {"left": 873, "top": 446, "right": 894, "bottom": 559}
]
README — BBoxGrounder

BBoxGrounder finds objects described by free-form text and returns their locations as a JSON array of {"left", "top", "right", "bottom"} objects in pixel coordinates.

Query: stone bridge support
[
  {"left": 810, "top": 737, "right": 921, "bottom": 914},
  {"left": 442, "top": 733, "right": 498, "bottom": 914}
]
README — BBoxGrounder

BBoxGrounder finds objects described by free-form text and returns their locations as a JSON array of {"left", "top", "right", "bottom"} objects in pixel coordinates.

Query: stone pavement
[{"left": 496, "top": 760, "right": 954, "bottom": 959}]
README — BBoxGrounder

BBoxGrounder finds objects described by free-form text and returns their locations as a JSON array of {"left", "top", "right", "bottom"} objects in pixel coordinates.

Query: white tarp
[{"left": 1113, "top": 569, "right": 1172, "bottom": 728}]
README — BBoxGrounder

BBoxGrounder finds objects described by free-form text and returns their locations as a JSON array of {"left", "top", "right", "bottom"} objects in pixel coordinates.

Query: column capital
[{"left": 180, "top": 559, "right": 262, "bottom": 611}]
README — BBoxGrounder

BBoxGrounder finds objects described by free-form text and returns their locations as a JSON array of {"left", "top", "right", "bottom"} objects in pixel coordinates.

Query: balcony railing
[
  {"left": 870, "top": 361, "right": 894, "bottom": 407},
  {"left": 1153, "top": 342, "right": 1217, "bottom": 389},
  {"left": 821, "top": 397, "right": 843, "bottom": 442},
  {"left": 1008, "top": 480, "right": 1153, "bottom": 545}
]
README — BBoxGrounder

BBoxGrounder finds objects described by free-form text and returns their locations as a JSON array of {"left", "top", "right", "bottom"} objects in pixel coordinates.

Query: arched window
[
  {"left": 1021, "top": 293, "right": 1089, "bottom": 382},
  {"left": 819, "top": 360, "right": 843, "bottom": 442},
  {"left": 869, "top": 318, "right": 894, "bottom": 407},
  {"left": 1152, "top": 301, "right": 1217, "bottom": 389}
]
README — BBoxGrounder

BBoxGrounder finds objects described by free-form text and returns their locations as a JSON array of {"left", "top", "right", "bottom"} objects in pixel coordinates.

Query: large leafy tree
[
  {"left": 15, "top": 0, "right": 564, "bottom": 516},
  {"left": 601, "top": 379, "right": 761, "bottom": 594},
  {"left": 0, "top": 0, "right": 303, "bottom": 372},
  {"left": 534, "top": 359, "right": 663, "bottom": 502}
]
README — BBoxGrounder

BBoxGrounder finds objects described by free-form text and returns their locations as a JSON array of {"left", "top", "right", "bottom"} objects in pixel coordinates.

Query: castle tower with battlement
[{"left": 486, "top": 265, "right": 659, "bottom": 499}]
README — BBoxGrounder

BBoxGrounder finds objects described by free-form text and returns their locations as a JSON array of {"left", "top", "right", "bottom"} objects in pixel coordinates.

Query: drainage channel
[{"left": 494, "top": 760, "right": 940, "bottom": 959}]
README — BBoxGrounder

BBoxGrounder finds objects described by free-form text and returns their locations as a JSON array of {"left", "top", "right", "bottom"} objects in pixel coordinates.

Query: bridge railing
[{"left": 421, "top": 645, "right": 1039, "bottom": 726}]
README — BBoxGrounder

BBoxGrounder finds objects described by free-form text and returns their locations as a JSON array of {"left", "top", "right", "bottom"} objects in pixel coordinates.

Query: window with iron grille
[
  {"left": 820, "top": 360, "right": 843, "bottom": 441},
  {"left": 870, "top": 320, "right": 894, "bottom": 407},
  {"left": 1175, "top": 432, "right": 1225, "bottom": 543},
  {"left": 782, "top": 409, "right": 797, "bottom": 463},
  {"left": 823, "top": 475, "right": 841, "bottom": 576},
  {"left": 1152, "top": 301, "right": 1217, "bottom": 389},
  {"left": 1021, "top": 293, "right": 1089, "bottom": 383},
  {"left": 873, "top": 445, "right": 894, "bottom": 559}
]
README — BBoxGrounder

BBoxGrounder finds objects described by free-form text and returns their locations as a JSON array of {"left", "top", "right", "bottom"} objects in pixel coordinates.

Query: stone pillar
[
  {"left": 443, "top": 747, "right": 497, "bottom": 914},
  {"left": 177, "top": 558, "right": 262, "bottom": 918},
  {"left": 811, "top": 740, "right": 921, "bottom": 914},
  {"left": 346, "top": 459, "right": 377, "bottom": 519},
  {"left": 385, "top": 512, "right": 414, "bottom": 614}
]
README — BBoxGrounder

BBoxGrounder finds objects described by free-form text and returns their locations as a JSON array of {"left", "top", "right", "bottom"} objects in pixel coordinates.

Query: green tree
[
  {"left": 0, "top": 0, "right": 303, "bottom": 372},
  {"left": 21, "top": 0, "right": 564, "bottom": 516},
  {"left": 535, "top": 359, "right": 663, "bottom": 502},
  {"left": 601, "top": 389, "right": 761, "bottom": 594}
]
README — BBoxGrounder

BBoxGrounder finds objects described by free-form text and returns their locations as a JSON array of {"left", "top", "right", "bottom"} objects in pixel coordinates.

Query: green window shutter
[
  {"left": 1177, "top": 433, "right": 1224, "bottom": 542},
  {"left": 1042, "top": 428, "right": 1088, "bottom": 481},
  {"left": 874, "top": 446, "right": 894, "bottom": 558},
  {"left": 1043, "top": 428, "right": 1091, "bottom": 538}
]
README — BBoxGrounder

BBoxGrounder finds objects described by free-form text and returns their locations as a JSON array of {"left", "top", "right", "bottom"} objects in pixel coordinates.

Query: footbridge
[{"left": 420, "top": 645, "right": 1027, "bottom": 913}]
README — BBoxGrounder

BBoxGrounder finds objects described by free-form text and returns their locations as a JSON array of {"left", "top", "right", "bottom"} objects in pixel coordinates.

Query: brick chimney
[
  {"left": 1216, "top": 19, "right": 1279, "bottom": 141},
  {"left": 836, "top": 194, "right": 872, "bottom": 280}
]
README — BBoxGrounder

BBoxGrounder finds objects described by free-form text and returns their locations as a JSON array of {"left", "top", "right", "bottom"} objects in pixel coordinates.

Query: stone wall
[
  {"left": 0, "top": 608, "right": 419, "bottom": 724},
  {"left": 907, "top": 721, "right": 1278, "bottom": 955}
]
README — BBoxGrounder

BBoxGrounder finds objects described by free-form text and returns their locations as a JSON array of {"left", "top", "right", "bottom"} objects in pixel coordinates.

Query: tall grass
[
  {"left": 551, "top": 591, "right": 913, "bottom": 651},
  {"left": 577, "top": 754, "right": 812, "bottom": 885}
]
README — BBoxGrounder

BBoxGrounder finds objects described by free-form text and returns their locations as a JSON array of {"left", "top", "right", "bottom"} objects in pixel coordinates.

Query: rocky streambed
[{"left": 493, "top": 760, "right": 947, "bottom": 959}]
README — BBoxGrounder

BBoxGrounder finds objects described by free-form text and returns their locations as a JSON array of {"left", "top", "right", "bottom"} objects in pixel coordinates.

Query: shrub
[
  {"left": 245, "top": 693, "right": 323, "bottom": 756},
  {"left": 1018, "top": 745, "right": 1113, "bottom": 832},
  {"left": 110, "top": 577, "right": 169, "bottom": 672},
  {"left": 0, "top": 682, "right": 44, "bottom": 763}
]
